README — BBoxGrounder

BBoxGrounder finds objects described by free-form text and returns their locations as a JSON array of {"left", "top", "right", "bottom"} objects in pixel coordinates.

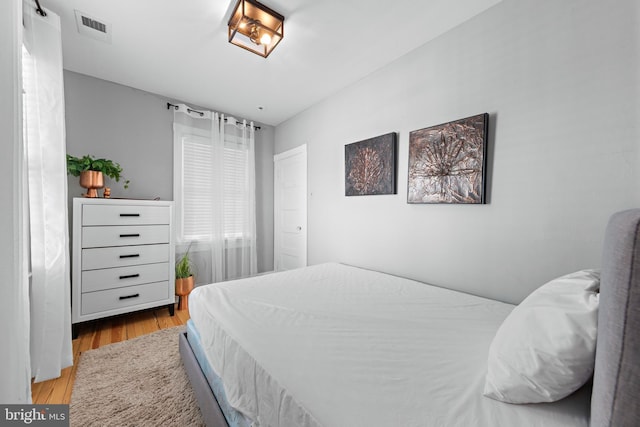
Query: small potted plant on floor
[
  {"left": 175, "top": 246, "right": 195, "bottom": 311},
  {"left": 66, "top": 154, "right": 130, "bottom": 197}
]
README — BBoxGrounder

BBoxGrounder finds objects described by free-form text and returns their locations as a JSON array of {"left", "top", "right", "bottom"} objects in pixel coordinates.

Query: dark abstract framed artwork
[
  {"left": 407, "top": 113, "right": 488, "bottom": 204},
  {"left": 345, "top": 132, "right": 397, "bottom": 196}
]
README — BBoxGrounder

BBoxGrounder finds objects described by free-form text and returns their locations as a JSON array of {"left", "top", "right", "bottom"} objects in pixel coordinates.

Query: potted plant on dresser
[
  {"left": 66, "top": 154, "right": 130, "bottom": 197},
  {"left": 175, "top": 246, "right": 195, "bottom": 311}
]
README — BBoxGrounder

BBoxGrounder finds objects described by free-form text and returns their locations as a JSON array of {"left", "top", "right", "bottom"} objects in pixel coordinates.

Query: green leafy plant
[
  {"left": 175, "top": 245, "right": 193, "bottom": 279},
  {"left": 66, "top": 154, "right": 130, "bottom": 189}
]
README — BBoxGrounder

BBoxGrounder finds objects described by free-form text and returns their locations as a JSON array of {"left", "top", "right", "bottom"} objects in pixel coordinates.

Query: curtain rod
[
  {"left": 166, "top": 102, "right": 261, "bottom": 130},
  {"left": 34, "top": 0, "right": 47, "bottom": 16}
]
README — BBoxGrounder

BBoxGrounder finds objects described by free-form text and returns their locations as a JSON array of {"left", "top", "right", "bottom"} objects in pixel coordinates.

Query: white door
[{"left": 274, "top": 145, "right": 307, "bottom": 271}]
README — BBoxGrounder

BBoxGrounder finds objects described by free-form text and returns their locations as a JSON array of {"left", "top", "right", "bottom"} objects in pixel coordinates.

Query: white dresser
[{"left": 72, "top": 198, "right": 175, "bottom": 334}]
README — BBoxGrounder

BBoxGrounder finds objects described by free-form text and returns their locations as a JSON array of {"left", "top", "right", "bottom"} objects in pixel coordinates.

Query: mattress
[
  {"left": 189, "top": 263, "right": 591, "bottom": 427},
  {"left": 186, "top": 320, "right": 251, "bottom": 427}
]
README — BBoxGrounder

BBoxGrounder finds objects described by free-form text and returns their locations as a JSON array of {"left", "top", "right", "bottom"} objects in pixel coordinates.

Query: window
[
  {"left": 222, "top": 135, "right": 250, "bottom": 239},
  {"left": 181, "top": 133, "right": 213, "bottom": 240},
  {"left": 173, "top": 123, "right": 251, "bottom": 242}
]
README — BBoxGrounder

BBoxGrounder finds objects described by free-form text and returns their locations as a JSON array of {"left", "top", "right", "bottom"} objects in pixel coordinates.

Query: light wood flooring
[{"left": 31, "top": 304, "right": 189, "bottom": 405}]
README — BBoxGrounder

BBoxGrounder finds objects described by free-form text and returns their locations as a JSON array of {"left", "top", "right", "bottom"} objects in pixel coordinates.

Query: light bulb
[{"left": 260, "top": 33, "right": 272, "bottom": 45}]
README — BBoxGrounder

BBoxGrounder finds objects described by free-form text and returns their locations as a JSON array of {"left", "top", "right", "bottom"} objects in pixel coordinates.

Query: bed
[{"left": 179, "top": 209, "right": 640, "bottom": 426}]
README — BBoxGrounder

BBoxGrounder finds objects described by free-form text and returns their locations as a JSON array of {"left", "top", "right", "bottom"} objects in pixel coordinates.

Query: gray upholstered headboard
[{"left": 591, "top": 209, "right": 640, "bottom": 426}]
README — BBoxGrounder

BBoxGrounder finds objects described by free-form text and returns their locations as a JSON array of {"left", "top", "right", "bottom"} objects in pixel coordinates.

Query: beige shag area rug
[{"left": 70, "top": 326, "right": 205, "bottom": 427}]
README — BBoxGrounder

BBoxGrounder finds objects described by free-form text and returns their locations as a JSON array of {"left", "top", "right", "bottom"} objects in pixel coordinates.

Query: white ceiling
[{"left": 43, "top": 0, "right": 501, "bottom": 126}]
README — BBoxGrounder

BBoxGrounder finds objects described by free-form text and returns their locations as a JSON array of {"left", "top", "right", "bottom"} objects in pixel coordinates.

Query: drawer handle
[
  {"left": 120, "top": 213, "right": 140, "bottom": 217},
  {"left": 119, "top": 293, "right": 140, "bottom": 300},
  {"left": 119, "top": 254, "right": 140, "bottom": 259},
  {"left": 119, "top": 233, "right": 140, "bottom": 238},
  {"left": 119, "top": 274, "right": 140, "bottom": 280}
]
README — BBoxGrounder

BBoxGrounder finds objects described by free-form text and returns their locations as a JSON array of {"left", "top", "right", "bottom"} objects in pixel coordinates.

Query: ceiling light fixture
[{"left": 228, "top": 0, "right": 284, "bottom": 58}]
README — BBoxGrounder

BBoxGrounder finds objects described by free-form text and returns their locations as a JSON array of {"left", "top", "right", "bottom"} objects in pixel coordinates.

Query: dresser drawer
[
  {"left": 82, "top": 263, "right": 170, "bottom": 293},
  {"left": 82, "top": 244, "right": 170, "bottom": 270},
  {"left": 81, "top": 281, "right": 170, "bottom": 315},
  {"left": 83, "top": 204, "right": 170, "bottom": 226},
  {"left": 82, "top": 225, "right": 170, "bottom": 248}
]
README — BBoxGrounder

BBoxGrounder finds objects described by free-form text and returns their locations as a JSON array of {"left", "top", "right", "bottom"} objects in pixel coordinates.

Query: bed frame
[
  {"left": 179, "top": 332, "right": 229, "bottom": 426},
  {"left": 179, "top": 209, "right": 640, "bottom": 427}
]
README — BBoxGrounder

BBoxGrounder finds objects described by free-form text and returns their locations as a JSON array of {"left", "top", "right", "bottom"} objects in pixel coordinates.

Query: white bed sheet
[{"left": 189, "top": 263, "right": 591, "bottom": 427}]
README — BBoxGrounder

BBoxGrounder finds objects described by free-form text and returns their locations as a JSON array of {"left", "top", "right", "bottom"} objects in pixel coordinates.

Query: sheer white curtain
[
  {"left": 0, "top": 0, "right": 31, "bottom": 404},
  {"left": 23, "top": 5, "right": 73, "bottom": 382},
  {"left": 173, "top": 105, "right": 257, "bottom": 283},
  {"left": 220, "top": 117, "right": 257, "bottom": 280}
]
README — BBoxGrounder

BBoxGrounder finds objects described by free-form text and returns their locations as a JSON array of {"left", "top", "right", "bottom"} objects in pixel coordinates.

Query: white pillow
[{"left": 483, "top": 269, "right": 600, "bottom": 404}]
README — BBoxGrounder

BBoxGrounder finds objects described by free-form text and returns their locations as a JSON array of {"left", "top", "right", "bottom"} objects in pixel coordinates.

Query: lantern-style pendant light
[{"left": 228, "top": 0, "right": 284, "bottom": 58}]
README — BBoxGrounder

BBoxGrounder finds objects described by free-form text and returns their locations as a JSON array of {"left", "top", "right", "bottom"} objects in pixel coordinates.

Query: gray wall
[
  {"left": 64, "top": 71, "right": 275, "bottom": 273},
  {"left": 64, "top": 71, "right": 173, "bottom": 200},
  {"left": 255, "top": 125, "right": 275, "bottom": 273},
  {"left": 275, "top": 0, "right": 640, "bottom": 304}
]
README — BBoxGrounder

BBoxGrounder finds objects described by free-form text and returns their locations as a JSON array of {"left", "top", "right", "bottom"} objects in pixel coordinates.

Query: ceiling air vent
[
  {"left": 75, "top": 10, "right": 111, "bottom": 44},
  {"left": 81, "top": 16, "right": 106, "bottom": 33}
]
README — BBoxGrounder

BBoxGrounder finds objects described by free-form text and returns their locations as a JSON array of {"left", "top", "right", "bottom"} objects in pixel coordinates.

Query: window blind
[
  {"left": 223, "top": 143, "right": 249, "bottom": 238},
  {"left": 181, "top": 134, "right": 250, "bottom": 241},
  {"left": 182, "top": 135, "right": 213, "bottom": 239}
]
